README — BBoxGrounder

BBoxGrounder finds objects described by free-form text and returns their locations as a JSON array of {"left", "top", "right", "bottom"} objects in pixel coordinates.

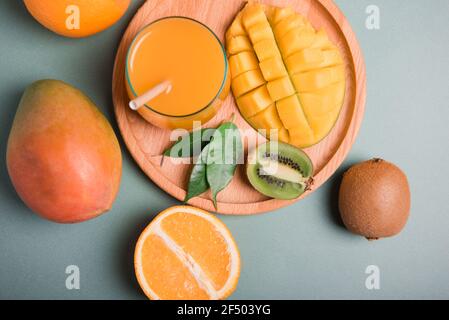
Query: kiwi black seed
[
  {"left": 247, "top": 142, "right": 314, "bottom": 200},
  {"left": 339, "top": 159, "right": 411, "bottom": 240}
]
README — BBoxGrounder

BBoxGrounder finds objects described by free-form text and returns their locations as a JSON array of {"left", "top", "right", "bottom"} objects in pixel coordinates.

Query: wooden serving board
[{"left": 112, "top": 0, "right": 366, "bottom": 215}]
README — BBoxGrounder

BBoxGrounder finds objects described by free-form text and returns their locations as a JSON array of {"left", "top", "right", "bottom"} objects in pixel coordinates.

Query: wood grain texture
[{"left": 112, "top": 0, "right": 366, "bottom": 215}]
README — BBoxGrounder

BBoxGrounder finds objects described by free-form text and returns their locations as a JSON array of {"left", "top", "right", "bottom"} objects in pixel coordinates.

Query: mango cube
[
  {"left": 237, "top": 85, "right": 273, "bottom": 119},
  {"left": 311, "top": 29, "right": 332, "bottom": 49},
  {"left": 292, "top": 65, "right": 345, "bottom": 92},
  {"left": 242, "top": 4, "right": 268, "bottom": 29},
  {"left": 270, "top": 7, "right": 295, "bottom": 25},
  {"left": 274, "top": 14, "right": 306, "bottom": 39},
  {"left": 307, "top": 106, "right": 341, "bottom": 143},
  {"left": 299, "top": 81, "right": 345, "bottom": 117},
  {"left": 277, "top": 128, "right": 290, "bottom": 143},
  {"left": 259, "top": 56, "right": 288, "bottom": 81},
  {"left": 247, "top": 23, "right": 275, "bottom": 44},
  {"left": 231, "top": 69, "right": 265, "bottom": 98},
  {"left": 253, "top": 39, "right": 281, "bottom": 61},
  {"left": 279, "top": 28, "right": 315, "bottom": 57},
  {"left": 266, "top": 77, "right": 295, "bottom": 101},
  {"left": 276, "top": 95, "right": 310, "bottom": 130},
  {"left": 227, "top": 36, "right": 253, "bottom": 56},
  {"left": 229, "top": 51, "right": 259, "bottom": 79},
  {"left": 285, "top": 48, "right": 323, "bottom": 73},
  {"left": 286, "top": 48, "right": 343, "bottom": 74},
  {"left": 247, "top": 104, "right": 285, "bottom": 138},
  {"left": 226, "top": 15, "right": 245, "bottom": 38},
  {"left": 288, "top": 126, "right": 316, "bottom": 148}
]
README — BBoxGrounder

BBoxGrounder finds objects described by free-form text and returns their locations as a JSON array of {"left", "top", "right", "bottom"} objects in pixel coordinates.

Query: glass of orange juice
[{"left": 125, "top": 17, "right": 230, "bottom": 130}]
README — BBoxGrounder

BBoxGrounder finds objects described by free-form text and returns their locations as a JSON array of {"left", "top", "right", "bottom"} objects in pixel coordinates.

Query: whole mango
[{"left": 7, "top": 80, "right": 122, "bottom": 223}]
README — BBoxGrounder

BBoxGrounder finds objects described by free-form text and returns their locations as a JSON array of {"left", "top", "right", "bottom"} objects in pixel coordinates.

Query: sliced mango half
[{"left": 226, "top": 3, "right": 346, "bottom": 148}]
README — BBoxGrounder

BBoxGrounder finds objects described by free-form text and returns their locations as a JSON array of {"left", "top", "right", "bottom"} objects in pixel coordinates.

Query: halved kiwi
[{"left": 246, "top": 142, "right": 314, "bottom": 200}]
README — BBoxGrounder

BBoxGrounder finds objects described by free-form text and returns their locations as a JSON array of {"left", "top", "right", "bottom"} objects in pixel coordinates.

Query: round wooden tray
[{"left": 112, "top": 0, "right": 366, "bottom": 215}]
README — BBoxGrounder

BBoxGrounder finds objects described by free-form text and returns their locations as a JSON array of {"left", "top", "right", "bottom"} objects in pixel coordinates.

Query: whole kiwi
[{"left": 339, "top": 159, "right": 410, "bottom": 240}]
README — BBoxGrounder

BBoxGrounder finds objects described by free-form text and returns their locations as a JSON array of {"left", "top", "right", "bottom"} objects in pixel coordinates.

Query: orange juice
[{"left": 126, "top": 17, "right": 230, "bottom": 129}]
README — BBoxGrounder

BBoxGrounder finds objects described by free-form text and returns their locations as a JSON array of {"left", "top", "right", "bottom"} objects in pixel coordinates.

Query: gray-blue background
[{"left": 0, "top": 0, "right": 448, "bottom": 299}]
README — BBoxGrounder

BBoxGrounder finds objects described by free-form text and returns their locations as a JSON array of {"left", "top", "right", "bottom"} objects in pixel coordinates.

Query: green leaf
[
  {"left": 163, "top": 128, "right": 215, "bottom": 158},
  {"left": 184, "top": 145, "right": 210, "bottom": 203},
  {"left": 206, "top": 122, "right": 243, "bottom": 209}
]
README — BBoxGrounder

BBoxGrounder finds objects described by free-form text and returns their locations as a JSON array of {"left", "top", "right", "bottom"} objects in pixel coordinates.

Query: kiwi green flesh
[
  {"left": 247, "top": 142, "right": 314, "bottom": 200},
  {"left": 258, "top": 159, "right": 308, "bottom": 184},
  {"left": 247, "top": 164, "right": 305, "bottom": 199}
]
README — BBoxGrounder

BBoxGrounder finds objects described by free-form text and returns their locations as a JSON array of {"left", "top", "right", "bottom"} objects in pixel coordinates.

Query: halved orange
[{"left": 134, "top": 206, "right": 241, "bottom": 300}]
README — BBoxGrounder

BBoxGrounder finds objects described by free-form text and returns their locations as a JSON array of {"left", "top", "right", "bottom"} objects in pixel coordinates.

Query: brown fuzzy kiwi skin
[{"left": 338, "top": 159, "right": 411, "bottom": 240}]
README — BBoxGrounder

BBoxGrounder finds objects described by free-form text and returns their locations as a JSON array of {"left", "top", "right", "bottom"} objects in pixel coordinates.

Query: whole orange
[{"left": 23, "top": 0, "right": 130, "bottom": 38}]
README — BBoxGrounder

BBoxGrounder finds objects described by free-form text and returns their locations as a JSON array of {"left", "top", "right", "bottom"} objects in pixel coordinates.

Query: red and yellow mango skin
[{"left": 6, "top": 80, "right": 122, "bottom": 223}]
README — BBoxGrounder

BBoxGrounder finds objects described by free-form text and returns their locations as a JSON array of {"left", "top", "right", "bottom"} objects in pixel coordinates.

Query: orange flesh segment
[
  {"left": 161, "top": 212, "right": 231, "bottom": 291},
  {"left": 139, "top": 234, "right": 210, "bottom": 300}
]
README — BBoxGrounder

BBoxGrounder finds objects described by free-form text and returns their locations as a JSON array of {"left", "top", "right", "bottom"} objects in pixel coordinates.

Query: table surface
[{"left": 0, "top": 0, "right": 448, "bottom": 300}]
